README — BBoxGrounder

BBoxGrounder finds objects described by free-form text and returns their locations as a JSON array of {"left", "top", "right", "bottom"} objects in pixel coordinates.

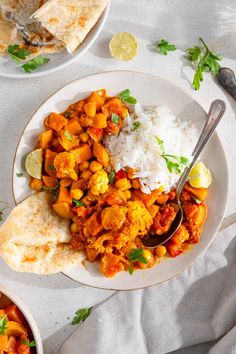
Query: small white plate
[
  {"left": 13, "top": 71, "right": 228, "bottom": 290},
  {"left": 0, "top": 2, "right": 110, "bottom": 79}
]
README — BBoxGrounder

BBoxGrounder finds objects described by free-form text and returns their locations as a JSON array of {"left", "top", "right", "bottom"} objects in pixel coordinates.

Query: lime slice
[
  {"left": 25, "top": 149, "right": 43, "bottom": 179},
  {"left": 189, "top": 161, "right": 212, "bottom": 188},
  {"left": 109, "top": 32, "right": 138, "bottom": 61}
]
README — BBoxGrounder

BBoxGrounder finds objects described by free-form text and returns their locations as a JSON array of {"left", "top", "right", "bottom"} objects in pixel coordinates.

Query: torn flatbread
[
  {"left": 0, "top": 192, "right": 83, "bottom": 274},
  {"left": 33, "top": 0, "right": 109, "bottom": 53}
]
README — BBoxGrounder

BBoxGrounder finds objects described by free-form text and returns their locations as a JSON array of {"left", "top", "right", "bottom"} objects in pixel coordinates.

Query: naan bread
[
  {"left": 0, "top": 192, "right": 83, "bottom": 274},
  {"left": 0, "top": 13, "right": 23, "bottom": 54},
  {"left": 33, "top": 0, "right": 109, "bottom": 53}
]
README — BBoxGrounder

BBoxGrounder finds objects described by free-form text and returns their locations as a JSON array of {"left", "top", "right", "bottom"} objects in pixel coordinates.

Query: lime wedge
[
  {"left": 189, "top": 161, "right": 212, "bottom": 188},
  {"left": 25, "top": 149, "right": 43, "bottom": 179},
  {"left": 109, "top": 32, "right": 138, "bottom": 61}
]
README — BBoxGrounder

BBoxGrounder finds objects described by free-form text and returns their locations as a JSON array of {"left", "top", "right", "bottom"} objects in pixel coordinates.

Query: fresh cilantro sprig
[
  {"left": 0, "top": 315, "right": 8, "bottom": 335},
  {"left": 21, "top": 340, "right": 36, "bottom": 348},
  {"left": 155, "top": 135, "right": 189, "bottom": 175},
  {"left": 119, "top": 89, "right": 137, "bottom": 104},
  {"left": 132, "top": 121, "right": 141, "bottom": 131},
  {"left": 49, "top": 164, "right": 55, "bottom": 171},
  {"left": 155, "top": 39, "right": 176, "bottom": 55},
  {"left": 7, "top": 44, "right": 31, "bottom": 64},
  {"left": 73, "top": 200, "right": 85, "bottom": 207},
  {"left": 108, "top": 170, "right": 115, "bottom": 185},
  {"left": 186, "top": 37, "right": 222, "bottom": 90},
  {"left": 22, "top": 56, "right": 50, "bottom": 73},
  {"left": 72, "top": 307, "right": 92, "bottom": 325},
  {"left": 193, "top": 196, "right": 202, "bottom": 204},
  {"left": 111, "top": 113, "right": 120, "bottom": 125},
  {"left": 128, "top": 267, "right": 134, "bottom": 275},
  {"left": 129, "top": 248, "right": 148, "bottom": 264},
  {"left": 43, "top": 180, "right": 59, "bottom": 200},
  {"left": 64, "top": 130, "right": 72, "bottom": 142},
  {"left": 16, "top": 172, "right": 24, "bottom": 177}
]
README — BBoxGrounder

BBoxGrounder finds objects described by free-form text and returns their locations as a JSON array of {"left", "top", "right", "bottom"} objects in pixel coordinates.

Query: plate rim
[
  {"left": 0, "top": 1, "right": 110, "bottom": 79},
  {"left": 11, "top": 70, "right": 229, "bottom": 290}
]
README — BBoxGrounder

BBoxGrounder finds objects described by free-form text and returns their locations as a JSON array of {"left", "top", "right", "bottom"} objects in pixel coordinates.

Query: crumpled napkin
[{"left": 59, "top": 222, "right": 236, "bottom": 354}]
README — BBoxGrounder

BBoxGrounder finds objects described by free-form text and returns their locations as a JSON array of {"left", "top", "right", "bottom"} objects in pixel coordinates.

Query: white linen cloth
[{"left": 59, "top": 222, "right": 236, "bottom": 354}]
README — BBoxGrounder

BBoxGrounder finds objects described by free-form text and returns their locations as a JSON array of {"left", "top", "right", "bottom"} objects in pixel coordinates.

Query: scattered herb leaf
[
  {"left": 8, "top": 44, "right": 31, "bottom": 63},
  {"left": 22, "top": 56, "right": 50, "bottom": 73},
  {"left": 16, "top": 172, "right": 24, "bottom": 177},
  {"left": 154, "top": 135, "right": 165, "bottom": 153},
  {"left": 43, "top": 180, "right": 59, "bottom": 191},
  {"left": 118, "top": 89, "right": 137, "bottom": 104},
  {"left": 162, "top": 154, "right": 189, "bottom": 175},
  {"left": 155, "top": 39, "right": 176, "bottom": 55},
  {"left": 132, "top": 121, "right": 141, "bottom": 131},
  {"left": 21, "top": 340, "right": 36, "bottom": 348},
  {"left": 108, "top": 170, "right": 115, "bottom": 185},
  {"left": 186, "top": 37, "right": 222, "bottom": 90},
  {"left": 43, "top": 180, "right": 59, "bottom": 200},
  {"left": 73, "top": 200, "right": 85, "bottom": 207},
  {"left": 0, "top": 202, "right": 8, "bottom": 222},
  {"left": 0, "top": 315, "right": 8, "bottom": 335},
  {"left": 64, "top": 130, "right": 72, "bottom": 142},
  {"left": 111, "top": 113, "right": 120, "bottom": 125},
  {"left": 72, "top": 307, "right": 92, "bottom": 325},
  {"left": 128, "top": 267, "right": 134, "bottom": 275},
  {"left": 49, "top": 164, "right": 55, "bottom": 171},
  {"left": 193, "top": 196, "right": 202, "bottom": 204},
  {"left": 129, "top": 248, "right": 148, "bottom": 264}
]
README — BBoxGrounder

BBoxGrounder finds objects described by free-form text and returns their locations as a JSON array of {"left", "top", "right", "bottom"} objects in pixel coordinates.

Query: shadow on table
[
  {"left": 44, "top": 322, "right": 76, "bottom": 354},
  {"left": 175, "top": 235, "right": 236, "bottom": 353}
]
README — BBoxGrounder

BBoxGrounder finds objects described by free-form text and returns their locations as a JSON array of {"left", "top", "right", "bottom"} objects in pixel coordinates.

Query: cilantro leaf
[
  {"left": 155, "top": 39, "right": 176, "bottom": 55},
  {"left": 49, "top": 165, "right": 55, "bottom": 171},
  {"left": 8, "top": 44, "right": 31, "bottom": 63},
  {"left": 111, "top": 113, "right": 120, "bottom": 125},
  {"left": 128, "top": 267, "right": 134, "bottom": 275},
  {"left": 21, "top": 340, "right": 36, "bottom": 348},
  {"left": 43, "top": 180, "right": 59, "bottom": 200},
  {"left": 132, "top": 121, "right": 141, "bottom": 131},
  {"left": 72, "top": 307, "right": 92, "bottom": 325},
  {"left": 193, "top": 196, "right": 202, "bottom": 204},
  {"left": 64, "top": 130, "right": 72, "bottom": 142},
  {"left": 22, "top": 56, "right": 50, "bottom": 73},
  {"left": 0, "top": 315, "right": 8, "bottom": 335},
  {"left": 186, "top": 37, "right": 222, "bottom": 90},
  {"left": 73, "top": 200, "right": 85, "bottom": 207},
  {"left": 154, "top": 135, "right": 165, "bottom": 153},
  {"left": 108, "top": 170, "right": 115, "bottom": 185},
  {"left": 129, "top": 248, "right": 148, "bottom": 264},
  {"left": 16, "top": 172, "right": 24, "bottom": 177},
  {"left": 162, "top": 154, "right": 189, "bottom": 175},
  {"left": 118, "top": 89, "right": 137, "bottom": 104}
]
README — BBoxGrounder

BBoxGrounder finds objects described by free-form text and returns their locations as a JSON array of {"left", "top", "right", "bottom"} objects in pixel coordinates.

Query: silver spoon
[{"left": 142, "top": 99, "right": 226, "bottom": 248}]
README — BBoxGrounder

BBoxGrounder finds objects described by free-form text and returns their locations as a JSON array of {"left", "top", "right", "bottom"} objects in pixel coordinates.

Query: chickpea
[
  {"left": 30, "top": 178, "right": 43, "bottom": 191},
  {"left": 115, "top": 178, "right": 132, "bottom": 191},
  {"left": 155, "top": 245, "right": 167, "bottom": 257},
  {"left": 79, "top": 161, "right": 89, "bottom": 171},
  {"left": 90, "top": 160, "right": 102, "bottom": 173},
  {"left": 84, "top": 102, "right": 96, "bottom": 118},
  {"left": 139, "top": 249, "right": 154, "bottom": 269},
  {"left": 81, "top": 170, "right": 92, "bottom": 179},
  {"left": 79, "top": 132, "right": 89, "bottom": 143},
  {"left": 70, "top": 188, "right": 83, "bottom": 200},
  {"left": 70, "top": 222, "right": 79, "bottom": 233}
]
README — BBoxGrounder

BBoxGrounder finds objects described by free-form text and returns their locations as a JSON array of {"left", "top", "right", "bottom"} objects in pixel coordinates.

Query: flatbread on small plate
[
  {"left": 33, "top": 0, "right": 109, "bottom": 53},
  {"left": 0, "top": 13, "right": 23, "bottom": 54},
  {"left": 0, "top": 192, "right": 83, "bottom": 274}
]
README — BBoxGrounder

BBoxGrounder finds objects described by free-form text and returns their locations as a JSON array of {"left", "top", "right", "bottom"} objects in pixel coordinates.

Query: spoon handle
[{"left": 176, "top": 99, "right": 226, "bottom": 197}]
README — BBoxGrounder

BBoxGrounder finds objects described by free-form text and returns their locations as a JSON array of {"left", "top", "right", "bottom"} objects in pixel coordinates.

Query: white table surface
[{"left": 0, "top": 1, "right": 236, "bottom": 353}]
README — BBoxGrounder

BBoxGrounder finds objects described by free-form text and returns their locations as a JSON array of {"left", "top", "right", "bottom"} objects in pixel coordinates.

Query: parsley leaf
[
  {"left": 108, "top": 170, "right": 115, "bottom": 185},
  {"left": 118, "top": 89, "right": 137, "bottom": 104},
  {"left": 8, "top": 44, "right": 31, "bottom": 63},
  {"left": 155, "top": 39, "right": 176, "bottom": 55},
  {"left": 128, "top": 267, "right": 134, "bottom": 275},
  {"left": 16, "top": 172, "right": 24, "bottom": 177},
  {"left": 132, "top": 121, "right": 141, "bottom": 131},
  {"left": 162, "top": 154, "right": 189, "bottom": 175},
  {"left": 129, "top": 248, "right": 148, "bottom": 264},
  {"left": 193, "top": 196, "right": 202, "bottom": 204},
  {"left": 49, "top": 164, "right": 55, "bottom": 171},
  {"left": 22, "top": 56, "right": 50, "bottom": 73},
  {"left": 186, "top": 37, "right": 222, "bottom": 90},
  {"left": 73, "top": 200, "right": 85, "bottom": 207},
  {"left": 72, "top": 307, "right": 92, "bottom": 325},
  {"left": 154, "top": 135, "right": 165, "bottom": 153},
  {"left": 21, "top": 340, "right": 36, "bottom": 348},
  {"left": 111, "top": 113, "right": 120, "bottom": 125},
  {"left": 64, "top": 130, "right": 72, "bottom": 142},
  {"left": 0, "top": 315, "right": 8, "bottom": 335}
]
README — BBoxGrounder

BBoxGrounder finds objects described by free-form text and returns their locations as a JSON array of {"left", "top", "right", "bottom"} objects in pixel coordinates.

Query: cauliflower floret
[
  {"left": 101, "top": 205, "right": 127, "bottom": 231},
  {"left": 89, "top": 170, "right": 109, "bottom": 195},
  {"left": 126, "top": 200, "right": 152, "bottom": 233}
]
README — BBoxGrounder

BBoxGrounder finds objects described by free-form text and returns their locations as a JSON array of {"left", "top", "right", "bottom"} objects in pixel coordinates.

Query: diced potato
[
  {"left": 115, "top": 178, "right": 131, "bottom": 191},
  {"left": 0, "top": 335, "right": 8, "bottom": 352},
  {"left": 60, "top": 177, "right": 73, "bottom": 187},
  {"left": 84, "top": 101, "right": 96, "bottom": 118},
  {"left": 66, "top": 117, "right": 82, "bottom": 135},
  {"left": 42, "top": 175, "right": 58, "bottom": 188},
  {"left": 185, "top": 183, "right": 208, "bottom": 201},
  {"left": 70, "top": 188, "right": 83, "bottom": 200},
  {"left": 93, "top": 113, "right": 107, "bottom": 128},
  {"left": 88, "top": 92, "right": 104, "bottom": 110},
  {"left": 38, "top": 129, "right": 53, "bottom": 149},
  {"left": 58, "top": 129, "right": 80, "bottom": 151},
  {"left": 70, "top": 145, "right": 92, "bottom": 164},
  {"left": 56, "top": 186, "right": 72, "bottom": 205},
  {"left": 93, "top": 143, "right": 109, "bottom": 167},
  {"left": 87, "top": 127, "right": 103, "bottom": 142},
  {"left": 45, "top": 112, "right": 68, "bottom": 132},
  {"left": 44, "top": 149, "right": 57, "bottom": 176},
  {"left": 5, "top": 321, "right": 28, "bottom": 337},
  {"left": 53, "top": 202, "right": 74, "bottom": 219},
  {"left": 30, "top": 178, "right": 43, "bottom": 191}
]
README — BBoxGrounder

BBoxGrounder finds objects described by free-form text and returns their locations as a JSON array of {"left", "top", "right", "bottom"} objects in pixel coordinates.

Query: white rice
[{"left": 105, "top": 104, "right": 198, "bottom": 194}]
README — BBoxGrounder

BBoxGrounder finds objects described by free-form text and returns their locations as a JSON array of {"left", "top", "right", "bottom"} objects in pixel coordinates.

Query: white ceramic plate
[
  {"left": 0, "top": 2, "right": 110, "bottom": 79},
  {"left": 13, "top": 71, "right": 228, "bottom": 290},
  {"left": 0, "top": 284, "right": 43, "bottom": 353}
]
